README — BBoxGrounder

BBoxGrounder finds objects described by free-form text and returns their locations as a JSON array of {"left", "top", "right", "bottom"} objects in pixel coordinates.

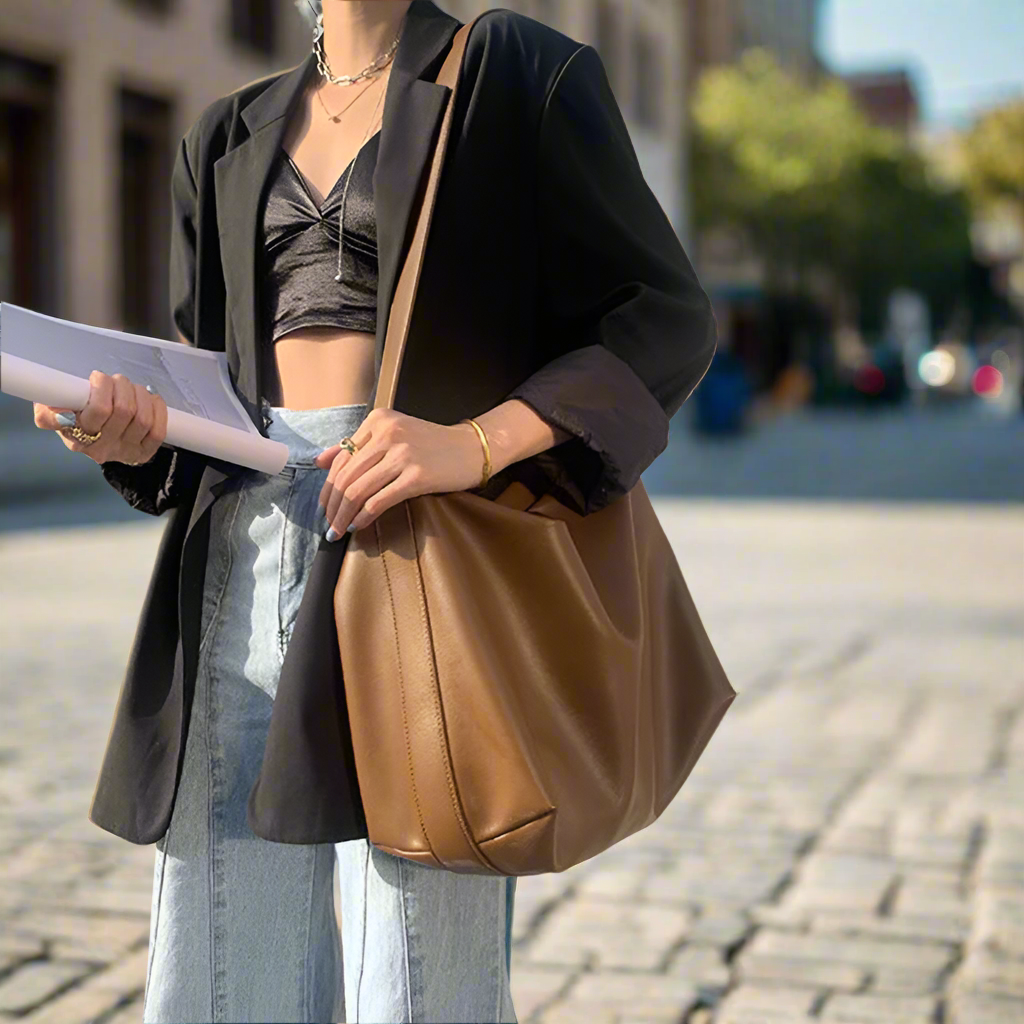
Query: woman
[{"left": 34, "top": 1, "right": 717, "bottom": 1021}]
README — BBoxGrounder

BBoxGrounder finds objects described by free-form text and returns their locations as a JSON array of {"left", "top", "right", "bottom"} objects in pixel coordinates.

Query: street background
[{"left": 2, "top": 1, "right": 1023, "bottom": 1023}]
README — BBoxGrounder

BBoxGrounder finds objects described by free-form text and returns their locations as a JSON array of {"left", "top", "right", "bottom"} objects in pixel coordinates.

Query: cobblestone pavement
[{"left": 1, "top": 495, "right": 1021, "bottom": 1023}]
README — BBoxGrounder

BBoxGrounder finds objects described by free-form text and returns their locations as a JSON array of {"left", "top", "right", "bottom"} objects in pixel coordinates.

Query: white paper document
[{"left": 0, "top": 302, "right": 288, "bottom": 475}]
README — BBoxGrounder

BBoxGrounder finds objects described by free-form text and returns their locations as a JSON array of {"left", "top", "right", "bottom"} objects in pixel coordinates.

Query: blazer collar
[
  {"left": 238, "top": 51, "right": 317, "bottom": 140},
  {"left": 212, "top": 0, "right": 461, "bottom": 436}
]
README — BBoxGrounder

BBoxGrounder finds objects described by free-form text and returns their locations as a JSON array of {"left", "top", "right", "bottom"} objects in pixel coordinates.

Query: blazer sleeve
[
  {"left": 100, "top": 134, "right": 208, "bottom": 516},
  {"left": 503, "top": 43, "right": 717, "bottom": 516}
]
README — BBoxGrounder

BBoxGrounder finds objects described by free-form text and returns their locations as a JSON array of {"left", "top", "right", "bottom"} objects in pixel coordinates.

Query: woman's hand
[
  {"left": 314, "top": 408, "right": 487, "bottom": 537},
  {"left": 33, "top": 370, "right": 169, "bottom": 466}
]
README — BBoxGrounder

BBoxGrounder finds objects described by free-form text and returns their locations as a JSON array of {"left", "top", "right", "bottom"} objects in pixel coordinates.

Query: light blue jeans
[{"left": 142, "top": 401, "right": 518, "bottom": 1024}]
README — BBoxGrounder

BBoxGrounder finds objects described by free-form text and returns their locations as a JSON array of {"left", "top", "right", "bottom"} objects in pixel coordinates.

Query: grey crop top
[{"left": 261, "top": 129, "right": 381, "bottom": 341}]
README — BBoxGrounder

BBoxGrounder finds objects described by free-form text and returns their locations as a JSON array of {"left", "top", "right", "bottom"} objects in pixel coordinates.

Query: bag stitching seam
[
  {"left": 405, "top": 498, "right": 497, "bottom": 872},
  {"left": 376, "top": 514, "right": 433, "bottom": 853}
]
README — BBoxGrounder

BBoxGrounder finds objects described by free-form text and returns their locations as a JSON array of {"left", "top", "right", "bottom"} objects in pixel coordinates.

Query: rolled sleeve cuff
[
  {"left": 100, "top": 446, "right": 195, "bottom": 517},
  {"left": 504, "top": 344, "right": 670, "bottom": 515}
]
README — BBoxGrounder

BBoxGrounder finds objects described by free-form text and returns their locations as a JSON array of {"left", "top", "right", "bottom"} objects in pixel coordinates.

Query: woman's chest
[{"left": 280, "top": 76, "right": 390, "bottom": 207}]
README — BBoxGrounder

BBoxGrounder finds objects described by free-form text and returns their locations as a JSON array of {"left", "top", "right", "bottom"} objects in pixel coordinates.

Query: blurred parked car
[
  {"left": 917, "top": 340, "right": 979, "bottom": 403},
  {"left": 849, "top": 339, "right": 909, "bottom": 406},
  {"left": 970, "top": 332, "right": 1024, "bottom": 415}
]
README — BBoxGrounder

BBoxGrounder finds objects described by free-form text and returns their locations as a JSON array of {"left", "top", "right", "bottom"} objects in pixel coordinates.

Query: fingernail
[
  {"left": 55, "top": 412, "right": 76, "bottom": 427},
  {"left": 346, "top": 523, "right": 358, "bottom": 533},
  {"left": 326, "top": 526, "right": 340, "bottom": 542}
]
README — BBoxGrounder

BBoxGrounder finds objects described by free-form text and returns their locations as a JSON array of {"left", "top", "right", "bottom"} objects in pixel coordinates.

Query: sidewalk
[{"left": 0, "top": 499, "right": 1021, "bottom": 1023}]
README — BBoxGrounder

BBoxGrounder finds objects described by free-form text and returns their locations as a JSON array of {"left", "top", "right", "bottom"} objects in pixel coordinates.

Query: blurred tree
[
  {"left": 830, "top": 146, "right": 972, "bottom": 333},
  {"left": 691, "top": 49, "right": 972, "bottom": 336},
  {"left": 960, "top": 97, "right": 1024, "bottom": 226}
]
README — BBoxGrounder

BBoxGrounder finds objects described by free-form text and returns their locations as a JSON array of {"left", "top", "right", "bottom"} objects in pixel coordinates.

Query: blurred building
[
  {"left": 0, "top": 0, "right": 309, "bottom": 498},
  {"left": 441, "top": 0, "right": 692, "bottom": 247},
  {"left": 0, "top": 0, "right": 308, "bottom": 338},
  {"left": 686, "top": 0, "right": 824, "bottom": 87},
  {"left": 841, "top": 68, "right": 920, "bottom": 135}
]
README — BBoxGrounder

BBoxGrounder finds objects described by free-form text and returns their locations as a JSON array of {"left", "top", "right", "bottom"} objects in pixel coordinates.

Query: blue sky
[{"left": 819, "top": 0, "right": 1024, "bottom": 129}]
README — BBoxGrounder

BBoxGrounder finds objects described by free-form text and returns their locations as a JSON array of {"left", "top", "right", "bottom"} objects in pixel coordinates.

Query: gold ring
[
  {"left": 61, "top": 423, "right": 102, "bottom": 445},
  {"left": 339, "top": 436, "right": 359, "bottom": 455}
]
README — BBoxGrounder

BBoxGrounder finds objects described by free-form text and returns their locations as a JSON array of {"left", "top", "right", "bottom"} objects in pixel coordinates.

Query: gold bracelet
[{"left": 459, "top": 418, "right": 492, "bottom": 488}]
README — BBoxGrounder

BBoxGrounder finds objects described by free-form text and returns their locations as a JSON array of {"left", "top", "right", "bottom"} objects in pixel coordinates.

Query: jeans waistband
[{"left": 261, "top": 398, "right": 369, "bottom": 468}]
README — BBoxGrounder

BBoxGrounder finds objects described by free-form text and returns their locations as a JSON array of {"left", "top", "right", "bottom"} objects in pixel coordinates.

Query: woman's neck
[{"left": 320, "top": 1, "right": 414, "bottom": 77}]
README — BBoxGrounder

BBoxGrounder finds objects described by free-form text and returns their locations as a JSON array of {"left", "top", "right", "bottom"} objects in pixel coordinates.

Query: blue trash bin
[{"left": 694, "top": 350, "right": 751, "bottom": 433}]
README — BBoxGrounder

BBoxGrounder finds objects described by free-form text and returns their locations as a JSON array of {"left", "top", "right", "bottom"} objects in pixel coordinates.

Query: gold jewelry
[
  {"left": 332, "top": 72, "right": 387, "bottom": 284},
  {"left": 314, "top": 14, "right": 402, "bottom": 87},
  {"left": 61, "top": 422, "right": 102, "bottom": 445},
  {"left": 460, "top": 418, "right": 492, "bottom": 488},
  {"left": 339, "top": 436, "right": 359, "bottom": 455},
  {"left": 314, "top": 77, "right": 376, "bottom": 123}
]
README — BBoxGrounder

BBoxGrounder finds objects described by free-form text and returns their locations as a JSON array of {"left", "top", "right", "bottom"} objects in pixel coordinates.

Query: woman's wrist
[
  {"left": 455, "top": 399, "right": 573, "bottom": 484},
  {"left": 451, "top": 421, "right": 493, "bottom": 488},
  {"left": 459, "top": 418, "right": 492, "bottom": 486}
]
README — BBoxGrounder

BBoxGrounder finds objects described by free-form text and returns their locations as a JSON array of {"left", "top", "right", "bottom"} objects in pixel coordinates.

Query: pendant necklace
[
  {"left": 328, "top": 76, "right": 386, "bottom": 283},
  {"left": 309, "top": 12, "right": 400, "bottom": 284}
]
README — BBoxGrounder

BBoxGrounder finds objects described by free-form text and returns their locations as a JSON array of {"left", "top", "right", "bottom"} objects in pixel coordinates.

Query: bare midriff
[
  {"left": 263, "top": 67, "right": 392, "bottom": 410},
  {"left": 264, "top": 326, "right": 377, "bottom": 409}
]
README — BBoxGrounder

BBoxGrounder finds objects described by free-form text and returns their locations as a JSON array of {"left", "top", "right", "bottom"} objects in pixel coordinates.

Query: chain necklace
[
  {"left": 314, "top": 11, "right": 402, "bottom": 86},
  {"left": 304, "top": 5, "right": 402, "bottom": 285}
]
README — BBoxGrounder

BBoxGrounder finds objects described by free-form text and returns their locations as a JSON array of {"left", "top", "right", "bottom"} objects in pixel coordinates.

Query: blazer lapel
[
  {"left": 213, "top": 0, "right": 460, "bottom": 430},
  {"left": 213, "top": 52, "right": 318, "bottom": 435}
]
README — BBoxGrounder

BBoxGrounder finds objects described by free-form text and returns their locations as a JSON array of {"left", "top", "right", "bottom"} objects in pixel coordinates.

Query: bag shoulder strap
[{"left": 373, "top": 15, "right": 484, "bottom": 411}]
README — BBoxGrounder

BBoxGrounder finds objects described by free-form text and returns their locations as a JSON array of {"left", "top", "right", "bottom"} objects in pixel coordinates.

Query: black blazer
[{"left": 88, "top": 0, "right": 717, "bottom": 846}]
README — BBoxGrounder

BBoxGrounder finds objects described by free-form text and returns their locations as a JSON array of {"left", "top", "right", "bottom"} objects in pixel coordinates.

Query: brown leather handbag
[{"left": 334, "top": 18, "right": 736, "bottom": 877}]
